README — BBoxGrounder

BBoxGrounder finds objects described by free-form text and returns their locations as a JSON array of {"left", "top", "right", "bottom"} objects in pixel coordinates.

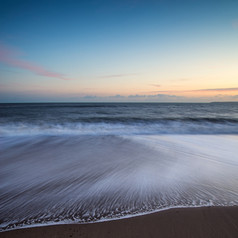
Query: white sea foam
[{"left": 0, "top": 120, "right": 237, "bottom": 137}]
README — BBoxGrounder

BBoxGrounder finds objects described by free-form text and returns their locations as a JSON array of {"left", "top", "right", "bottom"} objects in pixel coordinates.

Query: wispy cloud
[
  {"left": 193, "top": 88, "right": 238, "bottom": 92},
  {"left": 170, "top": 78, "right": 191, "bottom": 82},
  {"left": 150, "top": 84, "right": 161, "bottom": 87},
  {"left": 153, "top": 87, "right": 238, "bottom": 93},
  {"left": 99, "top": 73, "right": 139, "bottom": 79},
  {"left": 0, "top": 44, "right": 71, "bottom": 80}
]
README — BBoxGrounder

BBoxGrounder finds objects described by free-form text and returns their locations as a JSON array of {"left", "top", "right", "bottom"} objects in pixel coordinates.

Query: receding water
[{"left": 0, "top": 103, "right": 238, "bottom": 231}]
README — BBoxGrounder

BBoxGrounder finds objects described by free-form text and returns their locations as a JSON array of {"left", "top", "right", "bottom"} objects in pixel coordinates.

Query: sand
[{"left": 1, "top": 206, "right": 238, "bottom": 238}]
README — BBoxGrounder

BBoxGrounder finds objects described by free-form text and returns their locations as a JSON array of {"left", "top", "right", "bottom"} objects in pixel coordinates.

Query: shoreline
[
  {"left": 1, "top": 204, "right": 235, "bottom": 232},
  {"left": 1, "top": 206, "right": 238, "bottom": 238}
]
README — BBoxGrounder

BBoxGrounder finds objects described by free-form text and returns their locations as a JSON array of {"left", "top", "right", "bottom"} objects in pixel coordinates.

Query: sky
[{"left": 0, "top": 0, "right": 238, "bottom": 102}]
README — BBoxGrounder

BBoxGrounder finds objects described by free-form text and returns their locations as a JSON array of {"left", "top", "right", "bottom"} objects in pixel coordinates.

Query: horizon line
[{"left": 1, "top": 101, "right": 238, "bottom": 104}]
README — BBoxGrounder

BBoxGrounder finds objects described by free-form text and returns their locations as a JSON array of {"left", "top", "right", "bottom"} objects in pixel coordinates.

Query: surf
[{"left": 1, "top": 134, "right": 237, "bottom": 231}]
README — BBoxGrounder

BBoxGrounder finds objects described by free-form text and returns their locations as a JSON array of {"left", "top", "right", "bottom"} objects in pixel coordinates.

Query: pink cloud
[
  {"left": 153, "top": 88, "right": 238, "bottom": 93},
  {"left": 0, "top": 44, "right": 71, "bottom": 80}
]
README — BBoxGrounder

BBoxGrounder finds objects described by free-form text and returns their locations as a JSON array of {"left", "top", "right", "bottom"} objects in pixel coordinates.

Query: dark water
[
  {"left": 0, "top": 103, "right": 238, "bottom": 231},
  {"left": 1, "top": 102, "right": 238, "bottom": 135}
]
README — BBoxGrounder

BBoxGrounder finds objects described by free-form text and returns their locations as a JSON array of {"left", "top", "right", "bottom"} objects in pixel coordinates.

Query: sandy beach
[{"left": 1, "top": 206, "right": 238, "bottom": 238}]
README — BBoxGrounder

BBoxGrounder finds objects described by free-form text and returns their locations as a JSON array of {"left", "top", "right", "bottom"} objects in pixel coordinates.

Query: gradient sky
[{"left": 0, "top": 0, "right": 238, "bottom": 102}]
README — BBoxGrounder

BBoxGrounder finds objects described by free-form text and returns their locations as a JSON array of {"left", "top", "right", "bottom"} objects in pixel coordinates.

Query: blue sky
[{"left": 0, "top": 0, "right": 238, "bottom": 102}]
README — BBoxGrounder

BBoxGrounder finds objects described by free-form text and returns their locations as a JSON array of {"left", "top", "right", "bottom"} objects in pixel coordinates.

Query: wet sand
[{"left": 1, "top": 206, "right": 238, "bottom": 238}]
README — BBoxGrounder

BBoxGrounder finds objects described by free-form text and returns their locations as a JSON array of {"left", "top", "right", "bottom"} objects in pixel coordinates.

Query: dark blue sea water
[
  {"left": 0, "top": 103, "right": 238, "bottom": 231},
  {"left": 1, "top": 102, "right": 238, "bottom": 135}
]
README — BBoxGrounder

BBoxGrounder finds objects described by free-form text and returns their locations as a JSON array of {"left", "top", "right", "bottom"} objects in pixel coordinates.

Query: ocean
[{"left": 0, "top": 102, "right": 238, "bottom": 231}]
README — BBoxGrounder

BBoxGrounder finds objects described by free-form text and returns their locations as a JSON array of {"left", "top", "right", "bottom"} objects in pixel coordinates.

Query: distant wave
[
  {"left": 0, "top": 119, "right": 238, "bottom": 136},
  {"left": 16, "top": 117, "right": 236, "bottom": 123}
]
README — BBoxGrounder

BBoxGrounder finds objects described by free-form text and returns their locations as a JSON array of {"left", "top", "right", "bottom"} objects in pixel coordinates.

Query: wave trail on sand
[{"left": 0, "top": 134, "right": 238, "bottom": 231}]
